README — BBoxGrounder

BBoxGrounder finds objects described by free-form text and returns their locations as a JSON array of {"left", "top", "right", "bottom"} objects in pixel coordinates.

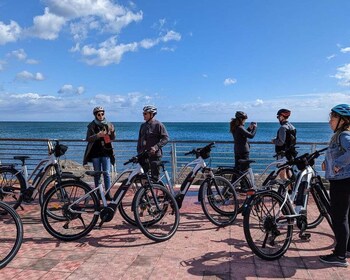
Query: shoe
[{"left": 319, "top": 253, "right": 349, "bottom": 267}]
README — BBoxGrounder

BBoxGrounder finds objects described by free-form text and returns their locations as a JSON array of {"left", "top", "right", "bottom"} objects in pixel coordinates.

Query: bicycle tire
[
  {"left": 200, "top": 176, "right": 238, "bottom": 226},
  {"left": 312, "top": 183, "right": 333, "bottom": 231},
  {"left": 118, "top": 176, "right": 146, "bottom": 226},
  {"left": 215, "top": 168, "right": 251, "bottom": 213},
  {"left": 133, "top": 183, "right": 180, "bottom": 242},
  {"left": 243, "top": 191, "right": 294, "bottom": 260},
  {"left": 41, "top": 181, "right": 100, "bottom": 241},
  {"left": 306, "top": 185, "right": 324, "bottom": 229},
  {"left": 38, "top": 173, "right": 90, "bottom": 207},
  {"left": 0, "top": 201, "right": 23, "bottom": 268},
  {"left": 0, "top": 167, "right": 26, "bottom": 209}
]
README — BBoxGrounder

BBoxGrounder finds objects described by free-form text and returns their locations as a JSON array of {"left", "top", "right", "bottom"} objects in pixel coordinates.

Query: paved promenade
[{"left": 1, "top": 196, "right": 349, "bottom": 280}]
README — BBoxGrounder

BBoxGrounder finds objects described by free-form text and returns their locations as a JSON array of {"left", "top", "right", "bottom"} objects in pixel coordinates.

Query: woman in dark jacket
[
  {"left": 83, "top": 106, "right": 116, "bottom": 200},
  {"left": 230, "top": 111, "right": 257, "bottom": 170}
]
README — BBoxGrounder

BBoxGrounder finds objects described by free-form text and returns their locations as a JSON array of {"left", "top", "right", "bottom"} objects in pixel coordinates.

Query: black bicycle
[{"left": 0, "top": 201, "right": 23, "bottom": 268}]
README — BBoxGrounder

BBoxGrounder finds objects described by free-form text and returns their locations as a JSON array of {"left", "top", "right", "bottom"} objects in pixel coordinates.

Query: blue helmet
[{"left": 331, "top": 104, "right": 350, "bottom": 117}]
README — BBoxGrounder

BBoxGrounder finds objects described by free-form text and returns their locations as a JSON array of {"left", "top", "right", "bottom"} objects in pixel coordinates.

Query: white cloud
[
  {"left": 340, "top": 47, "right": 350, "bottom": 53},
  {"left": 327, "top": 54, "right": 336, "bottom": 60},
  {"left": 0, "top": 20, "right": 22, "bottom": 45},
  {"left": 8, "top": 49, "right": 27, "bottom": 60},
  {"left": 25, "top": 7, "right": 66, "bottom": 40},
  {"left": 224, "top": 78, "right": 237, "bottom": 86},
  {"left": 58, "top": 84, "right": 85, "bottom": 95},
  {"left": 79, "top": 30, "right": 181, "bottom": 66},
  {"left": 333, "top": 64, "right": 350, "bottom": 86},
  {"left": 15, "top": 71, "right": 45, "bottom": 82}
]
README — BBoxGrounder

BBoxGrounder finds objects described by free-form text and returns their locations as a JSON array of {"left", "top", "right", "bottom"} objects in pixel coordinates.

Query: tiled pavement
[{"left": 1, "top": 196, "right": 349, "bottom": 280}]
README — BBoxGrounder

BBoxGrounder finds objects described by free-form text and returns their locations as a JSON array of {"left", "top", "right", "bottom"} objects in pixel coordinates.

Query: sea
[{"left": 0, "top": 122, "right": 333, "bottom": 143}]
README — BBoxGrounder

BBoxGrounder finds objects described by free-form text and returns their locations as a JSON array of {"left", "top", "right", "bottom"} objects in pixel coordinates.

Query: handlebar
[
  {"left": 123, "top": 150, "right": 149, "bottom": 165},
  {"left": 184, "top": 142, "right": 215, "bottom": 156},
  {"left": 287, "top": 147, "right": 328, "bottom": 168}
]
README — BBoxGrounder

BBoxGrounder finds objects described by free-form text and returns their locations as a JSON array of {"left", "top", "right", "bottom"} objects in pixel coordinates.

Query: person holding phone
[
  {"left": 230, "top": 111, "right": 257, "bottom": 170},
  {"left": 83, "top": 106, "right": 116, "bottom": 200}
]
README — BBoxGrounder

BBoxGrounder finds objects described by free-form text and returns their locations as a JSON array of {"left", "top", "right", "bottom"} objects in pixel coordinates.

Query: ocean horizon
[{"left": 0, "top": 121, "right": 333, "bottom": 143}]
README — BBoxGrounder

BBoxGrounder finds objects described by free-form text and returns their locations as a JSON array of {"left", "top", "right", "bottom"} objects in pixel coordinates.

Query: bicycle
[
  {"left": 215, "top": 153, "right": 325, "bottom": 229},
  {"left": 41, "top": 151, "right": 180, "bottom": 242},
  {"left": 242, "top": 148, "right": 332, "bottom": 260},
  {"left": 168, "top": 142, "right": 238, "bottom": 226},
  {"left": 0, "top": 140, "right": 87, "bottom": 210},
  {"left": 0, "top": 201, "right": 23, "bottom": 269}
]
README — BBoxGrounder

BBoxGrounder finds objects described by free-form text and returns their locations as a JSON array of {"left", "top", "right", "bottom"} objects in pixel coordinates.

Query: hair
[
  {"left": 330, "top": 113, "right": 350, "bottom": 144},
  {"left": 230, "top": 118, "right": 244, "bottom": 133}
]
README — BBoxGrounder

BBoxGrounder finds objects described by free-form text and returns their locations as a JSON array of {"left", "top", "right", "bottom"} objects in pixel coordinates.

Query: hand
[
  {"left": 97, "top": 131, "right": 105, "bottom": 138},
  {"left": 321, "top": 161, "right": 326, "bottom": 171},
  {"left": 334, "top": 166, "right": 341, "bottom": 173},
  {"left": 149, "top": 147, "right": 157, "bottom": 155}
]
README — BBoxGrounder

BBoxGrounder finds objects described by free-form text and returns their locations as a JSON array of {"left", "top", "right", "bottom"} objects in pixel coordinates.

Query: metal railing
[{"left": 0, "top": 138, "right": 329, "bottom": 184}]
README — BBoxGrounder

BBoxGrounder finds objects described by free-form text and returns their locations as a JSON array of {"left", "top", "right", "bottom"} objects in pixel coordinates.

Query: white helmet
[
  {"left": 93, "top": 106, "right": 104, "bottom": 115},
  {"left": 143, "top": 105, "right": 157, "bottom": 115}
]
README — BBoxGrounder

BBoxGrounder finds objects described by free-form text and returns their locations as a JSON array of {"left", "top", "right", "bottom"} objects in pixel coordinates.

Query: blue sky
[{"left": 1, "top": 0, "right": 350, "bottom": 122}]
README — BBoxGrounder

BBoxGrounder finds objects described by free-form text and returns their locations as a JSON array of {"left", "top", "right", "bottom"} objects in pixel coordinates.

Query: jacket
[
  {"left": 83, "top": 121, "right": 116, "bottom": 165},
  {"left": 325, "top": 131, "right": 350, "bottom": 180}
]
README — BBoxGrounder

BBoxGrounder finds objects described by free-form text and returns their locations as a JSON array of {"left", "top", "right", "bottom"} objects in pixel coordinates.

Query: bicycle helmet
[
  {"left": 93, "top": 106, "right": 104, "bottom": 115},
  {"left": 331, "top": 104, "right": 350, "bottom": 117},
  {"left": 277, "top": 108, "right": 291, "bottom": 118},
  {"left": 143, "top": 105, "right": 157, "bottom": 115},
  {"left": 235, "top": 111, "right": 248, "bottom": 119}
]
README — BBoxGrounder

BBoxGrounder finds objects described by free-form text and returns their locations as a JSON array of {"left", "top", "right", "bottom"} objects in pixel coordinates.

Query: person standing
[
  {"left": 272, "top": 108, "right": 297, "bottom": 160},
  {"left": 319, "top": 104, "right": 350, "bottom": 267},
  {"left": 83, "top": 106, "right": 116, "bottom": 200},
  {"left": 230, "top": 111, "right": 257, "bottom": 170},
  {"left": 137, "top": 105, "right": 169, "bottom": 180}
]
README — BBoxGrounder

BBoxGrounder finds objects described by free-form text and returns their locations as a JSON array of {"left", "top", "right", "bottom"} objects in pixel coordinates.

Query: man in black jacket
[{"left": 137, "top": 105, "right": 169, "bottom": 179}]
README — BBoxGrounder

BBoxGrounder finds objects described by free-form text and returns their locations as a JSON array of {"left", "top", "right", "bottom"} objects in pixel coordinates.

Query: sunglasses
[
  {"left": 143, "top": 112, "right": 149, "bottom": 115},
  {"left": 96, "top": 112, "right": 104, "bottom": 117}
]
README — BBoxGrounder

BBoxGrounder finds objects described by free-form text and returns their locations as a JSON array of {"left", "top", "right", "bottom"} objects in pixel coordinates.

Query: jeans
[{"left": 91, "top": 156, "right": 111, "bottom": 191}]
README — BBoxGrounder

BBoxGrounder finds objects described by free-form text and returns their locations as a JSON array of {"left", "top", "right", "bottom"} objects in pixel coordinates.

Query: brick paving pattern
[{"left": 1, "top": 196, "right": 349, "bottom": 279}]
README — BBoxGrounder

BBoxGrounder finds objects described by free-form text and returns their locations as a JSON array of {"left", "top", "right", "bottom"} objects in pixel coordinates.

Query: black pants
[
  {"left": 329, "top": 178, "right": 350, "bottom": 257},
  {"left": 141, "top": 156, "right": 161, "bottom": 180}
]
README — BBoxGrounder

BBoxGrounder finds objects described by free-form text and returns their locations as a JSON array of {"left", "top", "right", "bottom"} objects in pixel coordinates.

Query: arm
[
  {"left": 273, "top": 126, "right": 286, "bottom": 146},
  {"left": 334, "top": 132, "right": 350, "bottom": 168},
  {"left": 238, "top": 125, "right": 257, "bottom": 139}
]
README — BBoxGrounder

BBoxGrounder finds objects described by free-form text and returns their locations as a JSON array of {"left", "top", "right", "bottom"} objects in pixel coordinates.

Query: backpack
[{"left": 285, "top": 127, "right": 297, "bottom": 160}]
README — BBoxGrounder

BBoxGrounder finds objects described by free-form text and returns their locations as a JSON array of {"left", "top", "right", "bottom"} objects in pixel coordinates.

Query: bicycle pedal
[{"left": 299, "top": 232, "right": 311, "bottom": 241}]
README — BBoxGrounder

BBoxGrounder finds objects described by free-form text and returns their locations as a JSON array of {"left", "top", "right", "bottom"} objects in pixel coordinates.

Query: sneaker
[{"left": 319, "top": 253, "right": 349, "bottom": 267}]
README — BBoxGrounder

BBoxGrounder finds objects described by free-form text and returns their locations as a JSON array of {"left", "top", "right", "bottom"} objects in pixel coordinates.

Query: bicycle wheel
[
  {"left": 216, "top": 169, "right": 251, "bottom": 213},
  {"left": 118, "top": 175, "right": 145, "bottom": 226},
  {"left": 0, "top": 201, "right": 23, "bottom": 268},
  {"left": 38, "top": 173, "right": 90, "bottom": 207},
  {"left": 312, "top": 183, "right": 333, "bottom": 230},
  {"left": 201, "top": 176, "right": 238, "bottom": 226},
  {"left": 306, "top": 185, "right": 324, "bottom": 229},
  {"left": 41, "top": 181, "right": 100, "bottom": 241},
  {"left": 133, "top": 183, "right": 180, "bottom": 242},
  {"left": 0, "top": 167, "right": 26, "bottom": 209},
  {"left": 243, "top": 191, "right": 294, "bottom": 260}
]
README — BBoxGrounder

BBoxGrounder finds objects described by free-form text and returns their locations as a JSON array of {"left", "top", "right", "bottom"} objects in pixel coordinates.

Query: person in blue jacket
[{"left": 319, "top": 104, "right": 350, "bottom": 267}]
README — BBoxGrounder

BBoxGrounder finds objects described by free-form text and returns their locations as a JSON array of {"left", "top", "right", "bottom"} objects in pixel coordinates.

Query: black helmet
[
  {"left": 235, "top": 111, "right": 248, "bottom": 119},
  {"left": 331, "top": 104, "right": 350, "bottom": 117},
  {"left": 277, "top": 108, "right": 291, "bottom": 118}
]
